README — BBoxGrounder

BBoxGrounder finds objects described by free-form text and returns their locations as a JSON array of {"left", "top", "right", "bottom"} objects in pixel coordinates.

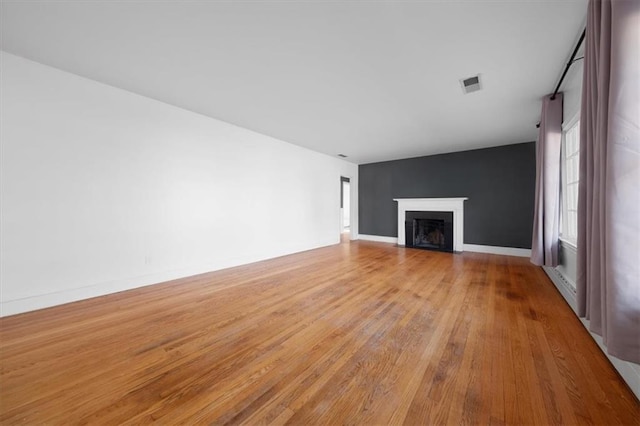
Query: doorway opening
[{"left": 341, "top": 176, "right": 351, "bottom": 242}]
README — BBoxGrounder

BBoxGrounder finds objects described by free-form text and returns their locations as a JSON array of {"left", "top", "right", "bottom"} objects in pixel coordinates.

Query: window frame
[{"left": 560, "top": 113, "right": 580, "bottom": 249}]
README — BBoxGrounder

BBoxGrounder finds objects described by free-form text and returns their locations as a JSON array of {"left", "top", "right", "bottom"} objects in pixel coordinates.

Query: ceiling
[{"left": 1, "top": 0, "right": 587, "bottom": 164}]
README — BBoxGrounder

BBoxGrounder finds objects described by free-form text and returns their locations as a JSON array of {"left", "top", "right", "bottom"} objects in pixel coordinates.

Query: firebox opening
[
  {"left": 404, "top": 210, "right": 454, "bottom": 253},
  {"left": 414, "top": 219, "right": 446, "bottom": 249}
]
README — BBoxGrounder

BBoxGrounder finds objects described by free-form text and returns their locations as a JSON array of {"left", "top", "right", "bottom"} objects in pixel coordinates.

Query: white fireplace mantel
[{"left": 394, "top": 198, "right": 468, "bottom": 252}]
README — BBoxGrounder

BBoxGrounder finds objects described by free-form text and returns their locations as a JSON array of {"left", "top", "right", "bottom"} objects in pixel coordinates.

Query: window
[{"left": 561, "top": 116, "right": 580, "bottom": 245}]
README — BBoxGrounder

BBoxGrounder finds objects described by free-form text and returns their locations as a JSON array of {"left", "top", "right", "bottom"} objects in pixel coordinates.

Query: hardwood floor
[{"left": 1, "top": 241, "right": 638, "bottom": 424}]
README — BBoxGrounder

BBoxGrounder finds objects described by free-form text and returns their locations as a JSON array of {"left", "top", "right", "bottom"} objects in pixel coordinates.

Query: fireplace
[
  {"left": 394, "top": 198, "right": 468, "bottom": 252},
  {"left": 405, "top": 211, "right": 454, "bottom": 252}
]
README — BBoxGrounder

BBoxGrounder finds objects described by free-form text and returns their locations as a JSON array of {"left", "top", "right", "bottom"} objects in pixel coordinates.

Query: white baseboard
[
  {"left": 0, "top": 238, "right": 339, "bottom": 317},
  {"left": 543, "top": 267, "right": 640, "bottom": 400},
  {"left": 356, "top": 236, "right": 531, "bottom": 258},
  {"left": 357, "top": 234, "right": 398, "bottom": 244},
  {"left": 1, "top": 268, "right": 199, "bottom": 317},
  {"left": 463, "top": 244, "right": 531, "bottom": 257}
]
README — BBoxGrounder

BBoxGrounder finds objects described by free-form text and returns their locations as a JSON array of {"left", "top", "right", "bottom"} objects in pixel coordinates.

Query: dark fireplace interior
[{"left": 405, "top": 211, "right": 454, "bottom": 252}]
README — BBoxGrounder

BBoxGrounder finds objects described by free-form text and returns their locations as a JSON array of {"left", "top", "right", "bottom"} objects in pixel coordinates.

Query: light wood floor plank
[{"left": 0, "top": 241, "right": 638, "bottom": 424}]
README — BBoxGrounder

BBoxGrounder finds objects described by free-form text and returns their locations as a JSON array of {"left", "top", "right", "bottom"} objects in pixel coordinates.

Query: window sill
[{"left": 559, "top": 237, "right": 578, "bottom": 253}]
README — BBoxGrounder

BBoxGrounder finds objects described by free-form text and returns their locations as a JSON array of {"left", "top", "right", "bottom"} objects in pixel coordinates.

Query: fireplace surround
[
  {"left": 405, "top": 211, "right": 454, "bottom": 252},
  {"left": 394, "top": 198, "right": 468, "bottom": 252}
]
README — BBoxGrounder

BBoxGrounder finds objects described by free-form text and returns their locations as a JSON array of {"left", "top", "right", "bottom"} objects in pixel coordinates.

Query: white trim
[
  {"left": 394, "top": 198, "right": 468, "bottom": 252},
  {"left": 579, "top": 320, "right": 640, "bottom": 399},
  {"left": 562, "top": 110, "right": 581, "bottom": 130},
  {"left": 542, "top": 267, "right": 640, "bottom": 400},
  {"left": 0, "top": 238, "right": 339, "bottom": 317},
  {"left": 559, "top": 237, "right": 578, "bottom": 252},
  {"left": 356, "top": 236, "right": 531, "bottom": 258},
  {"left": 357, "top": 234, "right": 398, "bottom": 244},
  {"left": 463, "top": 244, "right": 531, "bottom": 257},
  {"left": 1, "top": 273, "right": 173, "bottom": 317}
]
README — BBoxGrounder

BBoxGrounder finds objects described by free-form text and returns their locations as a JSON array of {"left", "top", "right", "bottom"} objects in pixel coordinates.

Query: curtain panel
[
  {"left": 577, "top": 0, "right": 639, "bottom": 364},
  {"left": 531, "top": 94, "right": 563, "bottom": 267}
]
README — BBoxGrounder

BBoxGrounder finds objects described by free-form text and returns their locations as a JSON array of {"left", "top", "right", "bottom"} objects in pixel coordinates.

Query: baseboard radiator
[{"left": 544, "top": 267, "right": 577, "bottom": 305}]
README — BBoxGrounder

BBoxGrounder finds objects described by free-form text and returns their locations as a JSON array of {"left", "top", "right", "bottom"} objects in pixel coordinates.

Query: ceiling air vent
[{"left": 460, "top": 75, "right": 482, "bottom": 94}]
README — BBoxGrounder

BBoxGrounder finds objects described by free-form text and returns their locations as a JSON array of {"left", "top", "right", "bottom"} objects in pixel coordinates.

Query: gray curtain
[
  {"left": 531, "top": 93, "right": 563, "bottom": 267},
  {"left": 577, "top": 0, "right": 640, "bottom": 364}
]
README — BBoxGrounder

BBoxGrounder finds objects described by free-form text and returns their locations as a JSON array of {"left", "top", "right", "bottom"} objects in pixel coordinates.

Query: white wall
[{"left": 0, "top": 51, "right": 358, "bottom": 316}]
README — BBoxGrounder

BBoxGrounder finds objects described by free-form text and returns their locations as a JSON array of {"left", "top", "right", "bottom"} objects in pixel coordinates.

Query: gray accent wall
[{"left": 359, "top": 142, "right": 536, "bottom": 248}]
